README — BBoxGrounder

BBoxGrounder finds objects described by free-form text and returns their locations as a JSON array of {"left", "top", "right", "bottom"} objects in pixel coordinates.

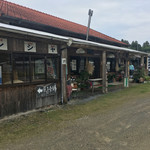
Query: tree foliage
[{"left": 121, "top": 39, "right": 150, "bottom": 53}]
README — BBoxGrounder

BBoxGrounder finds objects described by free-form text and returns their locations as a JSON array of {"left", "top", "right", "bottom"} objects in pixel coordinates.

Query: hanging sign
[
  {"left": 76, "top": 48, "right": 85, "bottom": 54},
  {"left": 0, "top": 66, "right": 2, "bottom": 85},
  {"left": 48, "top": 44, "right": 58, "bottom": 54},
  {"left": 0, "top": 38, "right": 8, "bottom": 50},
  {"left": 24, "top": 41, "right": 36, "bottom": 52}
]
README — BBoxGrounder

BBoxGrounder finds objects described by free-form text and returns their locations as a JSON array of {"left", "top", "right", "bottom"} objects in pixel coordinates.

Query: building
[{"left": 0, "top": 0, "right": 148, "bottom": 118}]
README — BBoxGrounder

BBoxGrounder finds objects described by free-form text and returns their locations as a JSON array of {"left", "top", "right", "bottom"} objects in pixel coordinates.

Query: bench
[{"left": 88, "top": 78, "right": 103, "bottom": 93}]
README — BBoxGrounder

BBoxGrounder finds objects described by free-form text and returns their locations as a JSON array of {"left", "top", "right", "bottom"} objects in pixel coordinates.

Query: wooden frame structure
[{"left": 0, "top": 23, "right": 148, "bottom": 118}]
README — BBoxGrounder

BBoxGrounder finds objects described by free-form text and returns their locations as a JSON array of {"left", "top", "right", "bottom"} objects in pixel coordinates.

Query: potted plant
[
  {"left": 76, "top": 70, "right": 90, "bottom": 90},
  {"left": 133, "top": 66, "right": 145, "bottom": 83}
]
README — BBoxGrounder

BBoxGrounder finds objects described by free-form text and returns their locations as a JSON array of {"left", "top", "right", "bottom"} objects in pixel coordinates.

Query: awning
[{"left": 0, "top": 23, "right": 148, "bottom": 56}]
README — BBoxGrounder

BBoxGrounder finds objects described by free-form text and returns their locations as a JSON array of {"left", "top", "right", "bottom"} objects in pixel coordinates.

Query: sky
[{"left": 7, "top": 0, "right": 150, "bottom": 45}]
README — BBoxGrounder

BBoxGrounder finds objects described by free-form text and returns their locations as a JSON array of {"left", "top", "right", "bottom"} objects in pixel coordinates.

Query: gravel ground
[{"left": 2, "top": 94, "right": 150, "bottom": 150}]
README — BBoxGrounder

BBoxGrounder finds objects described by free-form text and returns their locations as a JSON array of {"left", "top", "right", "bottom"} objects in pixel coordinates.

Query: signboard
[
  {"left": 0, "top": 38, "right": 8, "bottom": 50},
  {"left": 36, "top": 83, "right": 57, "bottom": 98},
  {"left": 62, "top": 58, "right": 66, "bottom": 65},
  {"left": 48, "top": 44, "right": 58, "bottom": 54},
  {"left": 24, "top": 41, "right": 36, "bottom": 52},
  {"left": 0, "top": 66, "right": 2, "bottom": 85},
  {"left": 76, "top": 48, "right": 85, "bottom": 54}
]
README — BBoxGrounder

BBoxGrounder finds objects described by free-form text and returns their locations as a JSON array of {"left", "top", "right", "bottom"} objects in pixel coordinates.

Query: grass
[{"left": 0, "top": 83, "right": 150, "bottom": 146}]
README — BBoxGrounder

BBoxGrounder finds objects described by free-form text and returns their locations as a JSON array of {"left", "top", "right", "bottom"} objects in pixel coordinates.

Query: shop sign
[
  {"left": 48, "top": 44, "right": 58, "bottom": 54},
  {"left": 24, "top": 41, "right": 36, "bottom": 52},
  {"left": 62, "top": 58, "right": 66, "bottom": 65},
  {"left": 0, "top": 66, "right": 2, "bottom": 85},
  {"left": 0, "top": 38, "right": 8, "bottom": 50},
  {"left": 36, "top": 83, "right": 57, "bottom": 97},
  {"left": 76, "top": 48, "right": 85, "bottom": 54}
]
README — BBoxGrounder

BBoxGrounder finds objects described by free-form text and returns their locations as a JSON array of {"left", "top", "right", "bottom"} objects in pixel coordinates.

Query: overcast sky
[{"left": 7, "top": 0, "right": 150, "bottom": 45}]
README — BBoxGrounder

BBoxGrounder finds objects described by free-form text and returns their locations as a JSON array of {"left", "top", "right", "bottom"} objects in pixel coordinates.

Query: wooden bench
[{"left": 88, "top": 78, "right": 103, "bottom": 93}]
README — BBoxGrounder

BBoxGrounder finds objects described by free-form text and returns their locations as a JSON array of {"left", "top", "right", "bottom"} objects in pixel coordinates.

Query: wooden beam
[
  {"left": 141, "top": 56, "right": 144, "bottom": 67},
  {"left": 60, "top": 45, "right": 67, "bottom": 103},
  {"left": 124, "top": 53, "right": 129, "bottom": 87},
  {"left": 102, "top": 51, "right": 107, "bottom": 93}
]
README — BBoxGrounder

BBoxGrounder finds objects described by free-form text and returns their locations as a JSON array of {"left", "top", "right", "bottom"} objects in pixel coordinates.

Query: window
[
  {"left": 70, "top": 56, "right": 86, "bottom": 75},
  {"left": 13, "top": 54, "right": 30, "bottom": 83},
  {"left": 47, "top": 58, "right": 57, "bottom": 80},
  {"left": 88, "top": 57, "right": 100, "bottom": 78},
  {"left": 0, "top": 52, "right": 12, "bottom": 85},
  {"left": 0, "top": 52, "right": 58, "bottom": 85},
  {"left": 31, "top": 55, "right": 45, "bottom": 82}
]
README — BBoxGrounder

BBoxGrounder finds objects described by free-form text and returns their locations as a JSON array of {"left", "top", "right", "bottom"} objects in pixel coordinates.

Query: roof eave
[{"left": 0, "top": 23, "right": 148, "bottom": 56}]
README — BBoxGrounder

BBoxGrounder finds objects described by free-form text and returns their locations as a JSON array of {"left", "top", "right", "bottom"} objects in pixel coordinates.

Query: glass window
[
  {"left": 88, "top": 57, "right": 100, "bottom": 78},
  {"left": 47, "top": 58, "right": 57, "bottom": 79},
  {"left": 70, "top": 56, "right": 86, "bottom": 75},
  {"left": 13, "top": 54, "right": 30, "bottom": 83},
  {"left": 31, "top": 56, "right": 45, "bottom": 82},
  {"left": 0, "top": 52, "right": 12, "bottom": 85}
]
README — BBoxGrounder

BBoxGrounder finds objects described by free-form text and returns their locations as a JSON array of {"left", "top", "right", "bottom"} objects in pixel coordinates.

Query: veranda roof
[{"left": 0, "top": 23, "right": 148, "bottom": 56}]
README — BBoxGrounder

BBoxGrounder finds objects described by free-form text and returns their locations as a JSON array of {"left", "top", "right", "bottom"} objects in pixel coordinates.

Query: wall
[{"left": 0, "top": 31, "right": 61, "bottom": 118}]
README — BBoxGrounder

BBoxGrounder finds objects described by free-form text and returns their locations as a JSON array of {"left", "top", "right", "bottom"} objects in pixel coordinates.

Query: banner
[
  {"left": 24, "top": 41, "right": 36, "bottom": 52},
  {"left": 0, "top": 38, "right": 8, "bottom": 50},
  {"left": 48, "top": 44, "right": 57, "bottom": 54}
]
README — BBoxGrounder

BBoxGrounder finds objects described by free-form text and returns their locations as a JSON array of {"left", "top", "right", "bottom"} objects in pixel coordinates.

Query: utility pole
[{"left": 86, "top": 9, "right": 93, "bottom": 41}]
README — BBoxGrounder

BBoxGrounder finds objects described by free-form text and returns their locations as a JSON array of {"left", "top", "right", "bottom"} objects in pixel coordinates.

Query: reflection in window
[
  {"left": 13, "top": 54, "right": 30, "bottom": 83},
  {"left": 31, "top": 56, "right": 45, "bottom": 82},
  {"left": 0, "top": 53, "right": 12, "bottom": 85},
  {"left": 47, "top": 58, "right": 57, "bottom": 79},
  {"left": 0, "top": 53, "right": 58, "bottom": 85}
]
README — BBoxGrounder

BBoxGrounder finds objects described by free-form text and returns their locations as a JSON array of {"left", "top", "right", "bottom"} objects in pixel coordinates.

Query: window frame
[{"left": 0, "top": 51, "right": 59, "bottom": 87}]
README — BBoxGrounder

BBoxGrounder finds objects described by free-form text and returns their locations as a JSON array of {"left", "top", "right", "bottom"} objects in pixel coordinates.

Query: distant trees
[
  {"left": 142, "top": 41, "right": 150, "bottom": 52},
  {"left": 121, "top": 39, "right": 150, "bottom": 53}
]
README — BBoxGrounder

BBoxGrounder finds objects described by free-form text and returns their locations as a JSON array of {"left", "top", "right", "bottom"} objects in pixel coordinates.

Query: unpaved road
[{"left": 2, "top": 96, "right": 150, "bottom": 150}]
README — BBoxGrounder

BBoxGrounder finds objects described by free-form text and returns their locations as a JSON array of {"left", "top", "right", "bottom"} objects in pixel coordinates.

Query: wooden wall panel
[{"left": 0, "top": 84, "right": 60, "bottom": 118}]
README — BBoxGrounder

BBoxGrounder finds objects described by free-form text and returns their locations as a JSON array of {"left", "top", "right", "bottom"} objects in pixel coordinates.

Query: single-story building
[{"left": 0, "top": 0, "right": 148, "bottom": 118}]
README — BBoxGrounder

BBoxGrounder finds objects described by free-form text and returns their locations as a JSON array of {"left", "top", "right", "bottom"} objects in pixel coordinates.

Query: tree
[
  {"left": 121, "top": 39, "right": 150, "bottom": 52},
  {"left": 142, "top": 41, "right": 150, "bottom": 52},
  {"left": 121, "top": 39, "right": 130, "bottom": 47},
  {"left": 130, "top": 41, "right": 142, "bottom": 51}
]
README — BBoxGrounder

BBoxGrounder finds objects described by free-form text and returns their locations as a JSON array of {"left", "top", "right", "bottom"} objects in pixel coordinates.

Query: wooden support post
[
  {"left": 61, "top": 46, "right": 67, "bottom": 104},
  {"left": 102, "top": 51, "right": 107, "bottom": 93},
  {"left": 124, "top": 53, "right": 129, "bottom": 87},
  {"left": 146, "top": 56, "right": 148, "bottom": 70},
  {"left": 141, "top": 56, "right": 144, "bottom": 67},
  {"left": 115, "top": 54, "right": 119, "bottom": 72}
]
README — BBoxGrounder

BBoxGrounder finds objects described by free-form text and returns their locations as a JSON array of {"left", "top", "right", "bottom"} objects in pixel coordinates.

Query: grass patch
[{"left": 0, "top": 83, "right": 150, "bottom": 146}]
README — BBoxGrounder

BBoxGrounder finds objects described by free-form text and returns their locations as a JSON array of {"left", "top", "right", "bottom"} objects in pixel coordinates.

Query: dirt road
[{"left": 2, "top": 95, "right": 150, "bottom": 150}]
